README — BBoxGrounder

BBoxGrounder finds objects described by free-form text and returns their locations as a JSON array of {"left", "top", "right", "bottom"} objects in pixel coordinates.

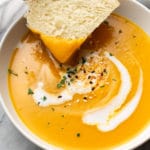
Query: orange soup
[{"left": 8, "top": 14, "right": 150, "bottom": 149}]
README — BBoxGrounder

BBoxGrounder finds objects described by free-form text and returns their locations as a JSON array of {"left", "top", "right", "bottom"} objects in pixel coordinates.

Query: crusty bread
[{"left": 25, "top": 0, "right": 119, "bottom": 62}]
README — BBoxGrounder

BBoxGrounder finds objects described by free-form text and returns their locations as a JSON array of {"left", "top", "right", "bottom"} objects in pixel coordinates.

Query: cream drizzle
[
  {"left": 98, "top": 69, "right": 143, "bottom": 131},
  {"left": 33, "top": 77, "right": 94, "bottom": 106},
  {"left": 82, "top": 52, "right": 143, "bottom": 132},
  {"left": 32, "top": 51, "right": 143, "bottom": 131}
]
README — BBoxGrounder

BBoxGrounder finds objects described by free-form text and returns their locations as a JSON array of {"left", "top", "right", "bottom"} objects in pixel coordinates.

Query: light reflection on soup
[{"left": 8, "top": 14, "right": 150, "bottom": 149}]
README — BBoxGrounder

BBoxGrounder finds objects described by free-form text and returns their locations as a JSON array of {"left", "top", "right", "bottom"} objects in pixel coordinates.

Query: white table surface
[{"left": 0, "top": 0, "right": 150, "bottom": 150}]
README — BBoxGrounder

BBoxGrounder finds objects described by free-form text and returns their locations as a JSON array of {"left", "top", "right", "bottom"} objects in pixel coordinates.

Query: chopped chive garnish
[
  {"left": 67, "top": 68, "right": 77, "bottom": 75},
  {"left": 57, "top": 83, "right": 62, "bottom": 88},
  {"left": 76, "top": 133, "right": 80, "bottom": 137},
  {"left": 100, "top": 85, "right": 105, "bottom": 88},
  {"left": 112, "top": 78, "right": 117, "bottom": 81},
  {"left": 57, "top": 76, "right": 67, "bottom": 88},
  {"left": 109, "top": 53, "right": 113, "bottom": 56},
  {"left": 70, "top": 78, "right": 74, "bottom": 82},
  {"left": 28, "top": 88, "right": 34, "bottom": 95},
  {"left": 42, "top": 96, "right": 47, "bottom": 101},
  {"left": 8, "top": 69, "right": 18, "bottom": 76}
]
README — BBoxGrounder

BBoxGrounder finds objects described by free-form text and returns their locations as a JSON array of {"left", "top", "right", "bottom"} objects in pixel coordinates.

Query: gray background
[{"left": 0, "top": 0, "right": 150, "bottom": 149}]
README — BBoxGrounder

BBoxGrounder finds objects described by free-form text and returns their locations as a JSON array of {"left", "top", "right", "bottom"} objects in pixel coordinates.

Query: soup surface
[{"left": 8, "top": 14, "right": 150, "bottom": 149}]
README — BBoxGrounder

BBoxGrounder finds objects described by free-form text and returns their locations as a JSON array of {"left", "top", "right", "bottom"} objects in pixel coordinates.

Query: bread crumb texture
[{"left": 25, "top": 0, "right": 119, "bottom": 39}]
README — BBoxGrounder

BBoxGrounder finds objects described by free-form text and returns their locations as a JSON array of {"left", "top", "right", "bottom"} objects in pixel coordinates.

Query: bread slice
[{"left": 25, "top": 0, "right": 120, "bottom": 63}]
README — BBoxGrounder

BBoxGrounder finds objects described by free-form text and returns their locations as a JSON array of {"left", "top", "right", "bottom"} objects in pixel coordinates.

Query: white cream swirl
[
  {"left": 82, "top": 52, "right": 143, "bottom": 132},
  {"left": 32, "top": 51, "right": 143, "bottom": 132}
]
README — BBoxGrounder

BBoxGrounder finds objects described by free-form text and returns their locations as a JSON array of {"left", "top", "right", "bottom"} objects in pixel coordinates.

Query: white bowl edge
[{"left": 0, "top": 0, "right": 150, "bottom": 150}]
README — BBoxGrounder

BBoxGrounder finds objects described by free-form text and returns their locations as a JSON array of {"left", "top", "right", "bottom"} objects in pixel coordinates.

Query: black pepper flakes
[
  {"left": 91, "top": 87, "right": 95, "bottom": 91},
  {"left": 81, "top": 57, "right": 86, "bottom": 64},
  {"left": 133, "top": 35, "right": 136, "bottom": 38},
  {"left": 89, "top": 81, "right": 93, "bottom": 84},
  {"left": 119, "top": 29, "right": 123, "bottom": 34},
  {"left": 104, "top": 21, "right": 109, "bottom": 26},
  {"left": 75, "top": 75, "right": 78, "bottom": 79},
  {"left": 83, "top": 97, "right": 87, "bottom": 100},
  {"left": 103, "top": 69, "right": 107, "bottom": 73},
  {"left": 24, "top": 71, "right": 28, "bottom": 74},
  {"left": 83, "top": 69, "right": 86, "bottom": 73},
  {"left": 58, "top": 95, "right": 62, "bottom": 98},
  {"left": 88, "top": 76, "right": 91, "bottom": 79},
  {"left": 68, "top": 74, "right": 71, "bottom": 78},
  {"left": 91, "top": 71, "right": 95, "bottom": 73},
  {"left": 115, "top": 41, "right": 119, "bottom": 45}
]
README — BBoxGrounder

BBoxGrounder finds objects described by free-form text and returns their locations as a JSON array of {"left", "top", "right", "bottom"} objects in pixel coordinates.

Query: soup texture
[{"left": 8, "top": 14, "right": 150, "bottom": 149}]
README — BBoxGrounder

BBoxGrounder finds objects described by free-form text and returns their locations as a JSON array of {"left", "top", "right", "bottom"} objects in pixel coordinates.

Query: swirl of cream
[{"left": 83, "top": 52, "right": 143, "bottom": 132}]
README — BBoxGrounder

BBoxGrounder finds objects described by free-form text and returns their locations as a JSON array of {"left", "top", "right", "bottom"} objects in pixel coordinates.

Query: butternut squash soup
[{"left": 8, "top": 14, "right": 150, "bottom": 149}]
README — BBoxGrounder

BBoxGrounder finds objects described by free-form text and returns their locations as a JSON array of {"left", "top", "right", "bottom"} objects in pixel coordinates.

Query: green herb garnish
[
  {"left": 112, "top": 78, "right": 117, "bottom": 81},
  {"left": 109, "top": 53, "right": 113, "bottom": 56},
  {"left": 8, "top": 69, "right": 18, "bottom": 76},
  {"left": 28, "top": 88, "right": 34, "bottom": 95},
  {"left": 42, "top": 96, "right": 47, "bottom": 101},
  {"left": 70, "top": 78, "right": 74, "bottom": 82},
  {"left": 57, "top": 76, "right": 67, "bottom": 88},
  {"left": 51, "top": 107, "right": 55, "bottom": 112},
  {"left": 100, "top": 85, "right": 105, "bottom": 88},
  {"left": 76, "top": 133, "right": 80, "bottom": 137},
  {"left": 67, "top": 68, "right": 77, "bottom": 75}
]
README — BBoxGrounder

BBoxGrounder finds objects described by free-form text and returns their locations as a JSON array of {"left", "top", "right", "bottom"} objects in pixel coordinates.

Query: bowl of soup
[{"left": 0, "top": 0, "right": 150, "bottom": 149}]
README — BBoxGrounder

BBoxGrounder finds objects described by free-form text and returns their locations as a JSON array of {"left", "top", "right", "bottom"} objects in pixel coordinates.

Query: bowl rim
[{"left": 0, "top": 0, "right": 150, "bottom": 150}]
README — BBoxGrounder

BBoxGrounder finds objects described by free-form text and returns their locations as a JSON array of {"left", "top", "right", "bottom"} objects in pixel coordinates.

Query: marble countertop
[{"left": 0, "top": 0, "right": 150, "bottom": 150}]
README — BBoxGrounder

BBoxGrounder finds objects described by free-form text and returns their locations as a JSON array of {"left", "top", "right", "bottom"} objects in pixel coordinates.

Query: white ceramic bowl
[{"left": 0, "top": 0, "right": 150, "bottom": 149}]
